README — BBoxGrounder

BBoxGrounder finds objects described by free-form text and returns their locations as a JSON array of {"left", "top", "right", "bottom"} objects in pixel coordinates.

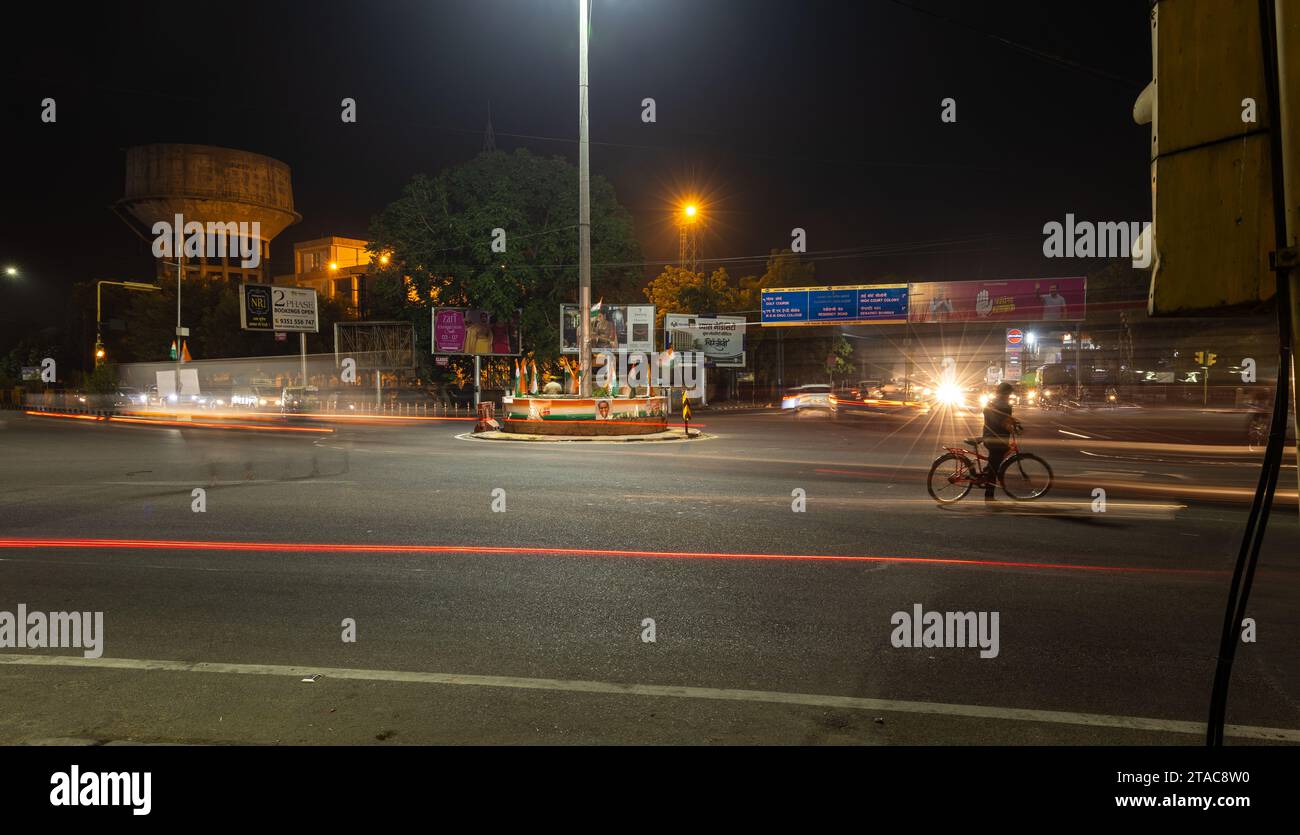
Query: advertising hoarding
[
  {"left": 760, "top": 279, "right": 1086, "bottom": 326},
  {"left": 431, "top": 308, "right": 521, "bottom": 356},
  {"left": 908, "top": 278, "right": 1086, "bottom": 324},
  {"left": 664, "top": 314, "right": 746, "bottom": 367},
  {"left": 560, "top": 304, "right": 655, "bottom": 353},
  {"left": 240, "top": 284, "right": 319, "bottom": 333}
]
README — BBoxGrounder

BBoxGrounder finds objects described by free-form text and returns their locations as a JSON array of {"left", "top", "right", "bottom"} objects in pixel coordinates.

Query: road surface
[{"left": 0, "top": 406, "right": 1296, "bottom": 744}]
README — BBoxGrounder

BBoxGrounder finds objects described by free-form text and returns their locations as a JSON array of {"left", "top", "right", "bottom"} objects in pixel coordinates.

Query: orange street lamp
[{"left": 678, "top": 203, "right": 702, "bottom": 273}]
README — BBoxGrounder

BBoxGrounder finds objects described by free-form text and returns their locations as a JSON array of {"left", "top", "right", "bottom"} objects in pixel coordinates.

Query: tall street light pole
[{"left": 578, "top": 0, "right": 593, "bottom": 397}]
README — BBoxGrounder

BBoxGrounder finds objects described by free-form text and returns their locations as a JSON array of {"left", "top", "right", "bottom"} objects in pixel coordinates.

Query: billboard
[
  {"left": 432, "top": 308, "right": 521, "bottom": 356},
  {"left": 240, "top": 284, "right": 319, "bottom": 333},
  {"left": 760, "top": 284, "right": 909, "bottom": 326},
  {"left": 560, "top": 304, "right": 655, "bottom": 353},
  {"left": 907, "top": 278, "right": 1086, "bottom": 324},
  {"left": 760, "top": 279, "right": 1086, "bottom": 327},
  {"left": 335, "top": 321, "right": 415, "bottom": 370},
  {"left": 664, "top": 314, "right": 746, "bottom": 367}
]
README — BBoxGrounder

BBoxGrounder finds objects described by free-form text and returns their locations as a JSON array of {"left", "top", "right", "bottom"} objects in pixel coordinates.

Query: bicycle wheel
[
  {"left": 927, "top": 453, "right": 975, "bottom": 503},
  {"left": 1000, "top": 453, "right": 1053, "bottom": 500}
]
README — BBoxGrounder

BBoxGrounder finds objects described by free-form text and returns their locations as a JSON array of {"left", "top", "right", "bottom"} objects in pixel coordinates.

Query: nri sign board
[{"left": 240, "top": 284, "right": 319, "bottom": 333}]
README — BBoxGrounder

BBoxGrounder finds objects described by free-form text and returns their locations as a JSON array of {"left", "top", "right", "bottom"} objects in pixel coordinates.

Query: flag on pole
[
  {"left": 530, "top": 359, "right": 539, "bottom": 394},
  {"left": 181, "top": 340, "right": 192, "bottom": 363},
  {"left": 514, "top": 359, "right": 523, "bottom": 396},
  {"left": 169, "top": 340, "right": 178, "bottom": 361}
]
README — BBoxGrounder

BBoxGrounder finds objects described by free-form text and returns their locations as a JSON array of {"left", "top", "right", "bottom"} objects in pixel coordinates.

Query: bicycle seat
[{"left": 964, "top": 437, "right": 984, "bottom": 447}]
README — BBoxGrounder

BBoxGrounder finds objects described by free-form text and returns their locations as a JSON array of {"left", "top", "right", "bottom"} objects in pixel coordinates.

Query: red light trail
[{"left": 0, "top": 537, "right": 1225, "bottom": 576}]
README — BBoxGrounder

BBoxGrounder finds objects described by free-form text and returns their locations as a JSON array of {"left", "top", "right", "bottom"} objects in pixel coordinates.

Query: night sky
[{"left": 1, "top": 0, "right": 1152, "bottom": 331}]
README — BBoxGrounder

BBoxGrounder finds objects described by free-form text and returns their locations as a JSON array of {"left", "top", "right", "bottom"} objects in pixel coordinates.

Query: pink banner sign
[{"left": 908, "top": 278, "right": 1086, "bottom": 324}]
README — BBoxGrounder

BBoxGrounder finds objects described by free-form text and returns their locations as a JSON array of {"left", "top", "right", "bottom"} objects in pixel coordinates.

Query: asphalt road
[{"left": 0, "top": 405, "right": 1297, "bottom": 745}]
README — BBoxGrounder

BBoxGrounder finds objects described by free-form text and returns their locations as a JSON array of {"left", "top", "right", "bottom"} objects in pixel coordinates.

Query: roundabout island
[
  {"left": 497, "top": 394, "right": 669, "bottom": 437},
  {"left": 465, "top": 391, "right": 705, "bottom": 442}
]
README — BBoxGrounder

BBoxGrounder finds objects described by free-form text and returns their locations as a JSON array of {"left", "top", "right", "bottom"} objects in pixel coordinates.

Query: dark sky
[{"left": 1, "top": 0, "right": 1152, "bottom": 330}]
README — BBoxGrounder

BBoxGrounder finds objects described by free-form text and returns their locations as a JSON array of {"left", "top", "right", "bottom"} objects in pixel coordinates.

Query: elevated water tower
[{"left": 115, "top": 143, "right": 301, "bottom": 283}]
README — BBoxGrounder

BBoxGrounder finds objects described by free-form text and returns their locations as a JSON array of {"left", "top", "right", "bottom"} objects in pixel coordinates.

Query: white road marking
[
  {"left": 100, "top": 481, "right": 357, "bottom": 486},
  {"left": 1, "top": 653, "right": 1295, "bottom": 742}
]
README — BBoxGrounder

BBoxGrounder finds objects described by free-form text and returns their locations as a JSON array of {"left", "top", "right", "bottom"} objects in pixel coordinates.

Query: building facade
[{"left": 277, "top": 236, "right": 377, "bottom": 317}]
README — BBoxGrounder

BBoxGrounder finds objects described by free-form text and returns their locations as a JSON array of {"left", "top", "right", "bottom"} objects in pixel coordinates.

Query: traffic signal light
[
  {"left": 1207, "top": 352, "right": 1217, "bottom": 367},
  {"left": 1193, "top": 351, "right": 1204, "bottom": 365},
  {"left": 1136, "top": 0, "right": 1291, "bottom": 316}
]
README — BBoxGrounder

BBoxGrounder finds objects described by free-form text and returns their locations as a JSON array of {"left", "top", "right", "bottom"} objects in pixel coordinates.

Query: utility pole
[
  {"left": 1075, "top": 325, "right": 1083, "bottom": 401},
  {"left": 176, "top": 255, "right": 183, "bottom": 391},
  {"left": 577, "top": 0, "right": 592, "bottom": 397},
  {"left": 1277, "top": 0, "right": 1300, "bottom": 506}
]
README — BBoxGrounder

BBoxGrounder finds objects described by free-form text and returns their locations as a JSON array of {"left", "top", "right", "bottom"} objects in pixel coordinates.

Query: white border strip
[{"left": 2, "top": 653, "right": 1295, "bottom": 742}]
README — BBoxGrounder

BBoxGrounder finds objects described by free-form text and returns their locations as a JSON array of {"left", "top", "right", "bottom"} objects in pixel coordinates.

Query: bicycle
[{"left": 926, "top": 432, "right": 1054, "bottom": 503}]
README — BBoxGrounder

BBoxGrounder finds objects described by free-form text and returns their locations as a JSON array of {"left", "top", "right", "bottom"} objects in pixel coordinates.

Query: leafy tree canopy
[{"left": 366, "top": 149, "right": 644, "bottom": 366}]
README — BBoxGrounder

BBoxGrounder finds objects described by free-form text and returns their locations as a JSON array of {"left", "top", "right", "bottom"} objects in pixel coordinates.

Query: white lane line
[
  {"left": 100, "top": 481, "right": 357, "bottom": 486},
  {"left": 1, "top": 653, "right": 1295, "bottom": 742},
  {"left": 1058, "top": 429, "right": 1091, "bottom": 439}
]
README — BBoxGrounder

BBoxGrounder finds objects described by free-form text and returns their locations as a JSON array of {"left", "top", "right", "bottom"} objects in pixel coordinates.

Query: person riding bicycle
[{"left": 981, "top": 382, "right": 1023, "bottom": 502}]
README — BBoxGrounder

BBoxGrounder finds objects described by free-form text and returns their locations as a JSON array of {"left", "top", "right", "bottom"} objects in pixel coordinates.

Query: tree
[
  {"left": 365, "top": 148, "right": 644, "bottom": 374},
  {"left": 642, "top": 265, "right": 744, "bottom": 327},
  {"left": 112, "top": 277, "right": 350, "bottom": 364},
  {"left": 825, "top": 335, "right": 856, "bottom": 386},
  {"left": 735, "top": 248, "right": 817, "bottom": 309}
]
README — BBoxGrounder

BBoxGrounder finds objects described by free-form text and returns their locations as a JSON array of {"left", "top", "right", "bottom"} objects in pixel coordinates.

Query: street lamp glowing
[
  {"left": 683, "top": 204, "right": 698, "bottom": 220},
  {"left": 379, "top": 254, "right": 390, "bottom": 265},
  {"left": 329, "top": 262, "right": 339, "bottom": 271},
  {"left": 4, "top": 266, "right": 16, "bottom": 277}
]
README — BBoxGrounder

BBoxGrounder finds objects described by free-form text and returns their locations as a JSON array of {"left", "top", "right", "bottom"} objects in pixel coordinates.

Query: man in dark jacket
[{"left": 981, "top": 382, "right": 1021, "bottom": 502}]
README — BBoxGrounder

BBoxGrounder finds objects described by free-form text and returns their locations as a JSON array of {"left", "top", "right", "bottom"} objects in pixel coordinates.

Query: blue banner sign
[{"left": 761, "top": 284, "right": 909, "bottom": 325}]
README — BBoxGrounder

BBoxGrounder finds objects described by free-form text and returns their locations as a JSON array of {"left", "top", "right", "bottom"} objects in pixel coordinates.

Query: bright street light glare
[{"left": 935, "top": 382, "right": 965, "bottom": 407}]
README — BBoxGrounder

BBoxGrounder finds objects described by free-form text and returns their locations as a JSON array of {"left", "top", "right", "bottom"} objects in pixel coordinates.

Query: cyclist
[{"left": 981, "top": 382, "right": 1022, "bottom": 503}]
